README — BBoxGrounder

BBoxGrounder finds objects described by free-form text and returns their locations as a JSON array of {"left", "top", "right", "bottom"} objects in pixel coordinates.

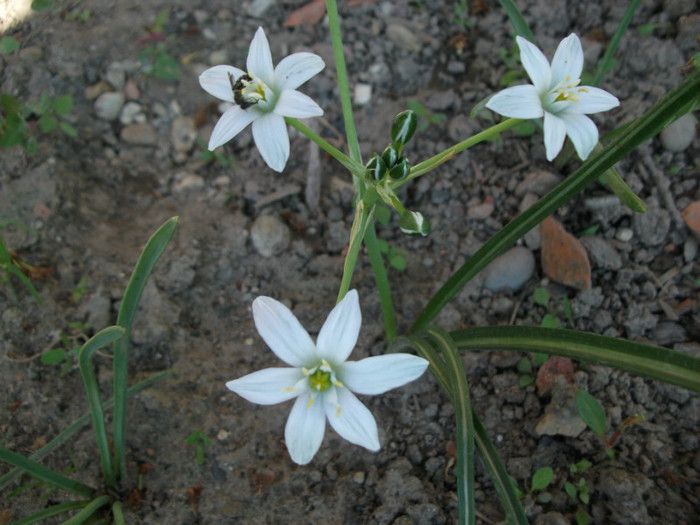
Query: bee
[{"left": 229, "top": 72, "right": 262, "bottom": 110}]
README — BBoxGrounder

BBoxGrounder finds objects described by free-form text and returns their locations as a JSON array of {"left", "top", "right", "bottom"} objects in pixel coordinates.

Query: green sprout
[{"left": 186, "top": 430, "right": 212, "bottom": 466}]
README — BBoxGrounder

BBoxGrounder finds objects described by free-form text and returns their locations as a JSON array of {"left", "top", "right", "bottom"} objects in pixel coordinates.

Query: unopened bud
[
  {"left": 389, "top": 157, "right": 409, "bottom": 180},
  {"left": 399, "top": 210, "right": 430, "bottom": 236},
  {"left": 365, "top": 155, "right": 388, "bottom": 181},
  {"left": 391, "top": 110, "right": 418, "bottom": 146},
  {"left": 382, "top": 145, "right": 399, "bottom": 168}
]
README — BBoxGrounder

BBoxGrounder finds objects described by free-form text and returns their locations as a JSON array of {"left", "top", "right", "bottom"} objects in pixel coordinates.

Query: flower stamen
[{"left": 229, "top": 72, "right": 266, "bottom": 109}]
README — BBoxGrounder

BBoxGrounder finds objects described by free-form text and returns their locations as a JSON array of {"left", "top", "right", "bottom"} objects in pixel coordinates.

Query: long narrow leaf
[
  {"left": 451, "top": 326, "right": 700, "bottom": 391},
  {"left": 78, "top": 326, "right": 125, "bottom": 489},
  {"left": 10, "top": 500, "right": 90, "bottom": 525},
  {"left": 497, "top": 0, "right": 536, "bottom": 43},
  {"left": 592, "top": 0, "right": 640, "bottom": 86},
  {"left": 62, "top": 494, "right": 111, "bottom": 525},
  {"left": 0, "top": 448, "right": 94, "bottom": 498},
  {"left": 113, "top": 217, "right": 178, "bottom": 484},
  {"left": 472, "top": 413, "right": 528, "bottom": 525},
  {"left": 412, "top": 68, "right": 700, "bottom": 332},
  {"left": 0, "top": 370, "right": 173, "bottom": 490},
  {"left": 426, "top": 327, "right": 475, "bottom": 525}
]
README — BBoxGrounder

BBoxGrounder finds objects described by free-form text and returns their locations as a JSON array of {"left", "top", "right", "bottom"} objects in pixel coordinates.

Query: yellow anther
[{"left": 307, "top": 396, "right": 315, "bottom": 409}]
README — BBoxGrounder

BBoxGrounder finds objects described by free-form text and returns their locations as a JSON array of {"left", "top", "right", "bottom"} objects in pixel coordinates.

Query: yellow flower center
[
  {"left": 308, "top": 368, "right": 332, "bottom": 392},
  {"left": 552, "top": 75, "right": 588, "bottom": 103}
]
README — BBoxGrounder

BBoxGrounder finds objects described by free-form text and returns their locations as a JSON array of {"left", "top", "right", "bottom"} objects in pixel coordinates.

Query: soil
[{"left": 1, "top": 0, "right": 699, "bottom": 523}]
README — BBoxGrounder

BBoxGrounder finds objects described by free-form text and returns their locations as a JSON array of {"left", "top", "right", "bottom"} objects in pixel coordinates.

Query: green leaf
[
  {"left": 1, "top": 93, "right": 22, "bottom": 116},
  {"left": 496, "top": 0, "right": 536, "bottom": 43},
  {"left": 536, "top": 491, "right": 552, "bottom": 503},
  {"left": 53, "top": 95, "right": 73, "bottom": 116},
  {"left": 389, "top": 255, "right": 406, "bottom": 271},
  {"left": 39, "top": 113, "right": 58, "bottom": 133},
  {"left": 564, "top": 481, "right": 577, "bottom": 499},
  {"left": 533, "top": 287, "right": 550, "bottom": 307},
  {"left": 31, "top": 0, "right": 53, "bottom": 10},
  {"left": 531, "top": 467, "right": 554, "bottom": 491},
  {"left": 575, "top": 510, "right": 590, "bottom": 525},
  {"left": 576, "top": 390, "right": 607, "bottom": 437},
  {"left": 518, "top": 375, "right": 533, "bottom": 387},
  {"left": 0, "top": 37, "right": 20, "bottom": 54},
  {"left": 59, "top": 121, "right": 79, "bottom": 138},
  {"left": 541, "top": 314, "right": 559, "bottom": 328},
  {"left": 516, "top": 357, "right": 532, "bottom": 374},
  {"left": 450, "top": 326, "right": 700, "bottom": 392},
  {"left": 24, "top": 136, "right": 38, "bottom": 155},
  {"left": 41, "top": 348, "right": 66, "bottom": 365},
  {"left": 153, "top": 50, "right": 180, "bottom": 80}
]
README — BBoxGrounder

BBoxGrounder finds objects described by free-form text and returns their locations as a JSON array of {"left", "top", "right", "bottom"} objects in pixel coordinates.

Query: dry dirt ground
[{"left": 1, "top": 0, "right": 699, "bottom": 523}]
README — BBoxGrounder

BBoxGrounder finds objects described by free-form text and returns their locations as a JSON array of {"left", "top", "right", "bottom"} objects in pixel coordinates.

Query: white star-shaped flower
[
  {"left": 486, "top": 34, "right": 620, "bottom": 161},
  {"left": 199, "top": 27, "right": 325, "bottom": 172},
  {"left": 226, "top": 290, "right": 429, "bottom": 465}
]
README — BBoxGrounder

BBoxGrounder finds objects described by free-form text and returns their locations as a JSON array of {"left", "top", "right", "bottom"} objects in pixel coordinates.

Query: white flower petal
[
  {"left": 199, "top": 65, "right": 246, "bottom": 102},
  {"left": 285, "top": 392, "right": 326, "bottom": 465},
  {"left": 247, "top": 27, "right": 275, "bottom": 86},
  {"left": 208, "top": 105, "right": 258, "bottom": 150},
  {"left": 571, "top": 86, "right": 620, "bottom": 114},
  {"left": 516, "top": 36, "right": 552, "bottom": 93},
  {"left": 252, "top": 112, "right": 290, "bottom": 172},
  {"left": 339, "top": 354, "right": 429, "bottom": 395},
  {"left": 226, "top": 367, "right": 305, "bottom": 405},
  {"left": 486, "top": 85, "right": 544, "bottom": 119},
  {"left": 324, "top": 388, "right": 379, "bottom": 452},
  {"left": 316, "top": 290, "right": 361, "bottom": 364},
  {"left": 274, "top": 89, "right": 324, "bottom": 118},
  {"left": 274, "top": 52, "right": 325, "bottom": 91},
  {"left": 253, "top": 296, "right": 316, "bottom": 366},
  {"left": 561, "top": 113, "right": 599, "bottom": 160},
  {"left": 543, "top": 111, "right": 567, "bottom": 161},
  {"left": 550, "top": 34, "right": 583, "bottom": 86}
]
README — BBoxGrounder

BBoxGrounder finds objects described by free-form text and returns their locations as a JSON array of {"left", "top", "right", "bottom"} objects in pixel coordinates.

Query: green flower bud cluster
[{"left": 365, "top": 110, "right": 417, "bottom": 183}]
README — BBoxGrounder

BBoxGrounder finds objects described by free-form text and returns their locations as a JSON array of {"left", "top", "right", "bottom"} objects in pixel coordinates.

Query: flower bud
[
  {"left": 382, "top": 145, "right": 399, "bottom": 168},
  {"left": 365, "top": 155, "right": 388, "bottom": 181},
  {"left": 389, "top": 157, "right": 409, "bottom": 180},
  {"left": 390, "top": 110, "right": 418, "bottom": 145},
  {"left": 399, "top": 210, "right": 430, "bottom": 236}
]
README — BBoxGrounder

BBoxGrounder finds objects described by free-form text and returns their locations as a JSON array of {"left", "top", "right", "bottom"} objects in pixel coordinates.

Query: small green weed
[
  {"left": 407, "top": 100, "right": 446, "bottom": 132},
  {"left": 186, "top": 430, "right": 212, "bottom": 466}
]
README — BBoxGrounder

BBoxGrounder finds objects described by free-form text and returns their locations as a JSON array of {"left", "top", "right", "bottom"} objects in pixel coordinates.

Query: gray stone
[
  {"left": 119, "top": 101, "right": 145, "bottom": 125},
  {"left": 484, "top": 246, "right": 535, "bottom": 292},
  {"left": 535, "top": 512, "right": 569, "bottom": 525},
  {"left": 535, "top": 377, "right": 587, "bottom": 438},
  {"left": 94, "top": 92, "right": 125, "bottom": 121},
  {"left": 170, "top": 116, "right": 197, "bottom": 154},
  {"left": 325, "top": 221, "right": 349, "bottom": 253},
  {"left": 598, "top": 468, "right": 653, "bottom": 524},
  {"left": 386, "top": 23, "right": 421, "bottom": 52},
  {"left": 120, "top": 123, "right": 158, "bottom": 146},
  {"left": 580, "top": 236, "right": 623, "bottom": 270},
  {"left": 632, "top": 207, "right": 671, "bottom": 246},
  {"left": 515, "top": 170, "right": 563, "bottom": 197},
  {"left": 652, "top": 321, "right": 686, "bottom": 345},
  {"left": 251, "top": 215, "right": 291, "bottom": 258},
  {"left": 173, "top": 174, "right": 205, "bottom": 194},
  {"left": 660, "top": 113, "right": 696, "bottom": 152}
]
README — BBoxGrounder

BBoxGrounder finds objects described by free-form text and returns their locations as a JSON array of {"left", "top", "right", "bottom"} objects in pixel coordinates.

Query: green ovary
[{"left": 308, "top": 369, "right": 332, "bottom": 392}]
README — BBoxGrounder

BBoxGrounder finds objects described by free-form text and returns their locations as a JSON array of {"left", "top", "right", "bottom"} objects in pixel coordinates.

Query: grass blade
[
  {"left": 497, "top": 0, "right": 536, "bottom": 43},
  {"left": 62, "top": 494, "right": 111, "bottom": 525},
  {"left": 0, "top": 448, "right": 94, "bottom": 498},
  {"left": 592, "top": 0, "right": 640, "bottom": 86},
  {"left": 451, "top": 326, "right": 700, "bottom": 391},
  {"left": 78, "top": 326, "right": 125, "bottom": 489},
  {"left": 113, "top": 217, "right": 178, "bottom": 484},
  {"left": 10, "top": 500, "right": 90, "bottom": 525}
]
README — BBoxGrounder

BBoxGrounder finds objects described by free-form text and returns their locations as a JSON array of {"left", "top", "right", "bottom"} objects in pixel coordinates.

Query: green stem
[
  {"left": 337, "top": 193, "right": 374, "bottom": 303},
  {"left": 404, "top": 118, "right": 522, "bottom": 182},
  {"left": 364, "top": 221, "right": 396, "bottom": 340},
  {"left": 285, "top": 117, "right": 364, "bottom": 176},
  {"left": 325, "top": 0, "right": 362, "bottom": 164}
]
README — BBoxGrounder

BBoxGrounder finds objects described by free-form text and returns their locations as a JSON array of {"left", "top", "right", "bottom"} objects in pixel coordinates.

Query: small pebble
[
  {"left": 94, "top": 92, "right": 125, "bottom": 121},
  {"left": 660, "top": 113, "right": 696, "bottom": 152},
  {"left": 484, "top": 246, "right": 535, "bottom": 292},
  {"left": 354, "top": 83, "right": 372, "bottom": 105},
  {"left": 616, "top": 227, "right": 634, "bottom": 242}
]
